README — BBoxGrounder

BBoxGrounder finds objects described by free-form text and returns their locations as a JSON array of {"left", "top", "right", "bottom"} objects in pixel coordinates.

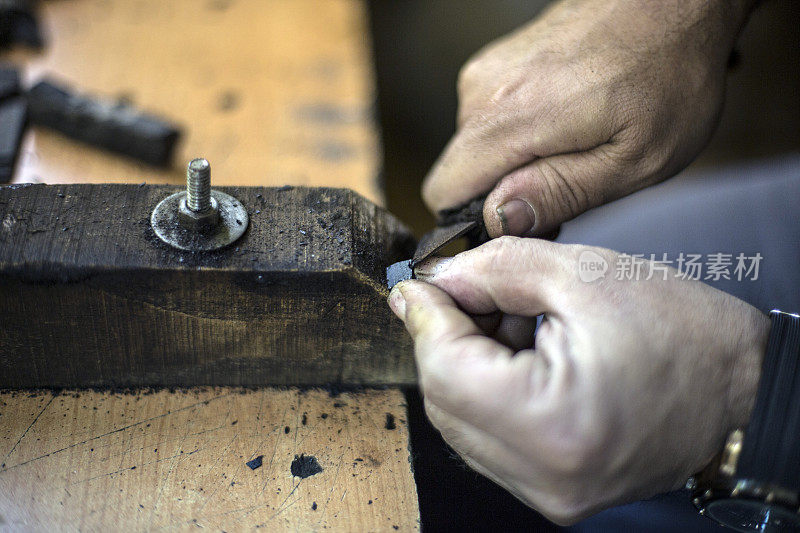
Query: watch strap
[{"left": 737, "top": 310, "right": 800, "bottom": 490}]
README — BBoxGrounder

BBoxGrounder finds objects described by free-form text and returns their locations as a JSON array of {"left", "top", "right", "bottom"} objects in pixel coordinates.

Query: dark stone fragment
[
  {"left": 311, "top": 502, "right": 317, "bottom": 511},
  {"left": 386, "top": 260, "right": 413, "bottom": 290},
  {"left": 0, "top": 66, "right": 21, "bottom": 100},
  {"left": 246, "top": 455, "right": 264, "bottom": 470},
  {"left": 290, "top": 454, "right": 323, "bottom": 479},
  {"left": 27, "top": 79, "right": 181, "bottom": 167},
  {"left": 385, "top": 413, "right": 396, "bottom": 430},
  {"left": 0, "top": 96, "right": 27, "bottom": 184}
]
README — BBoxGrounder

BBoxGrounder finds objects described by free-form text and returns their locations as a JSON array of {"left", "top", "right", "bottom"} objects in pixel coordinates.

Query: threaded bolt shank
[{"left": 186, "top": 158, "right": 212, "bottom": 212}]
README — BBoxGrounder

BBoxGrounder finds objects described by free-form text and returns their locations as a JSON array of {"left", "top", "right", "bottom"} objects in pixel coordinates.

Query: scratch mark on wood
[
  {"left": 1, "top": 393, "right": 55, "bottom": 467},
  {"left": 196, "top": 433, "right": 238, "bottom": 515},
  {"left": 0, "top": 392, "right": 231, "bottom": 473},
  {"left": 69, "top": 449, "right": 199, "bottom": 486},
  {"left": 147, "top": 404, "right": 201, "bottom": 529}
]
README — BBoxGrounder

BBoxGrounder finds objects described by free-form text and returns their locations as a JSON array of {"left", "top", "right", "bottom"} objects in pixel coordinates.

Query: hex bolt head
[{"left": 178, "top": 196, "right": 220, "bottom": 231}]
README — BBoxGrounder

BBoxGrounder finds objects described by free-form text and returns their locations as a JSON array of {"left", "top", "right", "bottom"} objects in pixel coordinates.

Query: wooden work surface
[
  {"left": 0, "top": 389, "right": 418, "bottom": 531},
  {"left": 0, "top": 0, "right": 420, "bottom": 530},
  {"left": 3, "top": 0, "right": 382, "bottom": 206}
]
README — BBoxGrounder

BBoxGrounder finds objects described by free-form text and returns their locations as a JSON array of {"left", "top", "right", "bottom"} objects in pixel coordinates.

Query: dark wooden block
[{"left": 0, "top": 184, "right": 416, "bottom": 387}]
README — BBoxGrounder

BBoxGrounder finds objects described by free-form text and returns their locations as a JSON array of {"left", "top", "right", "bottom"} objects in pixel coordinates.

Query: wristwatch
[{"left": 690, "top": 310, "right": 800, "bottom": 532}]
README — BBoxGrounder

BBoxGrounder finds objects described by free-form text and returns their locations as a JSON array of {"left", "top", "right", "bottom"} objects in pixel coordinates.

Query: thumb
[{"left": 484, "top": 146, "right": 626, "bottom": 237}]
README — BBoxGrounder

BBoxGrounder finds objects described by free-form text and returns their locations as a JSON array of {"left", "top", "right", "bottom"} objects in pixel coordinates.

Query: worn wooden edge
[
  {"left": 0, "top": 183, "right": 413, "bottom": 279},
  {"left": 0, "top": 184, "right": 417, "bottom": 388}
]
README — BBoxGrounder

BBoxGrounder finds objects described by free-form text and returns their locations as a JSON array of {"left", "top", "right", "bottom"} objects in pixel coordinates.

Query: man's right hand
[
  {"left": 388, "top": 237, "right": 769, "bottom": 523},
  {"left": 422, "top": 0, "right": 754, "bottom": 237}
]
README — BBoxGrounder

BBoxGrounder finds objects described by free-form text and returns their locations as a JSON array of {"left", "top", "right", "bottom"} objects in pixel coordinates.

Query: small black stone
[
  {"left": 385, "top": 413, "right": 396, "bottom": 430},
  {"left": 311, "top": 502, "right": 317, "bottom": 511},
  {"left": 290, "top": 454, "right": 323, "bottom": 479},
  {"left": 246, "top": 455, "right": 264, "bottom": 470},
  {"left": 386, "top": 260, "right": 413, "bottom": 290}
]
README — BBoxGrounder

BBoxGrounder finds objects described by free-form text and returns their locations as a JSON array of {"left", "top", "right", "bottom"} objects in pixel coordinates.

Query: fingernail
[
  {"left": 414, "top": 257, "right": 453, "bottom": 279},
  {"left": 497, "top": 199, "right": 535, "bottom": 236},
  {"left": 388, "top": 285, "right": 407, "bottom": 319}
]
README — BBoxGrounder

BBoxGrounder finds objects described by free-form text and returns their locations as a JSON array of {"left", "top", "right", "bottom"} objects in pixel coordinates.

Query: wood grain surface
[
  {"left": 0, "top": 184, "right": 415, "bottom": 388},
  {"left": 2, "top": 0, "right": 383, "bottom": 205},
  {"left": 0, "top": 388, "right": 419, "bottom": 531}
]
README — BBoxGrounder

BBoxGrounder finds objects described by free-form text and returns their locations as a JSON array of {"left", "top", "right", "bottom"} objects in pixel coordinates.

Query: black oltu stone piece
[
  {"left": 290, "top": 454, "right": 323, "bottom": 479},
  {"left": 27, "top": 79, "right": 181, "bottom": 167},
  {"left": 0, "top": 96, "right": 27, "bottom": 184}
]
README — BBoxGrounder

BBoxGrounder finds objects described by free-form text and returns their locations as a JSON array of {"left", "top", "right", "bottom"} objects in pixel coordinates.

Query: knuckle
[
  {"left": 538, "top": 160, "right": 594, "bottom": 218},
  {"left": 457, "top": 57, "right": 483, "bottom": 95},
  {"left": 468, "top": 236, "right": 525, "bottom": 274},
  {"left": 610, "top": 106, "right": 682, "bottom": 187},
  {"left": 486, "top": 235, "right": 524, "bottom": 258},
  {"left": 488, "top": 78, "right": 522, "bottom": 105}
]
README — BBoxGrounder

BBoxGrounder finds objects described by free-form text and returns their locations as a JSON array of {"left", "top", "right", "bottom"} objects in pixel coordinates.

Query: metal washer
[{"left": 151, "top": 190, "right": 249, "bottom": 251}]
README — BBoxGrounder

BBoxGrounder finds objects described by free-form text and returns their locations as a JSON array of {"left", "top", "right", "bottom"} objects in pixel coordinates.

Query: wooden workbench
[{"left": 0, "top": 1, "right": 419, "bottom": 530}]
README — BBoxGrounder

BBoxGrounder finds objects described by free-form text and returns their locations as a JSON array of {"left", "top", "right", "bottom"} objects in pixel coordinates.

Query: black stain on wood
[
  {"left": 284, "top": 426, "right": 290, "bottom": 434},
  {"left": 290, "top": 454, "right": 323, "bottom": 479},
  {"left": 301, "top": 412, "right": 308, "bottom": 425},
  {"left": 385, "top": 413, "right": 396, "bottom": 430},
  {"left": 246, "top": 455, "right": 263, "bottom": 470}
]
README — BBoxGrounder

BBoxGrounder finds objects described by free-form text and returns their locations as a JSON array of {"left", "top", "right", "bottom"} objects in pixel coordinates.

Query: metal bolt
[
  {"left": 179, "top": 158, "right": 219, "bottom": 231},
  {"left": 151, "top": 157, "right": 249, "bottom": 251},
  {"left": 186, "top": 158, "right": 212, "bottom": 213}
]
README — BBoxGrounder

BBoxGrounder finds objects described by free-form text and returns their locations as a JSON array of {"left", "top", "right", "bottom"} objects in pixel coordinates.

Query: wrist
[
  {"left": 725, "top": 307, "right": 770, "bottom": 432},
  {"left": 627, "top": 0, "right": 756, "bottom": 65}
]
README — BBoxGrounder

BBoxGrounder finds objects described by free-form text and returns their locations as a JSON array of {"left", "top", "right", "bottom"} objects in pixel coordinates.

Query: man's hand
[
  {"left": 423, "top": 0, "right": 753, "bottom": 237},
  {"left": 388, "top": 238, "right": 768, "bottom": 524}
]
